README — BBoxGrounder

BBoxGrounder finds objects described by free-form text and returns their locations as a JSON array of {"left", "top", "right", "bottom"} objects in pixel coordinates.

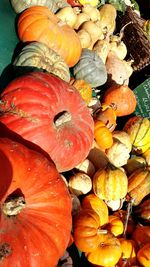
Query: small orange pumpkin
[
  {"left": 113, "top": 209, "right": 135, "bottom": 236},
  {"left": 94, "top": 120, "right": 113, "bottom": 150},
  {"left": 102, "top": 84, "right": 137, "bottom": 117},
  {"left": 17, "top": 6, "right": 82, "bottom": 67},
  {"left": 106, "top": 215, "right": 124, "bottom": 236},
  {"left": 81, "top": 193, "right": 109, "bottom": 226},
  {"left": 73, "top": 208, "right": 107, "bottom": 252},
  {"left": 85, "top": 233, "right": 122, "bottom": 267}
]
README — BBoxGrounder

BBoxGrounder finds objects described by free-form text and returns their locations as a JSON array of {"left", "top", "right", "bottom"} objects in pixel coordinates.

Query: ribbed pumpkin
[
  {"left": 81, "top": 193, "right": 109, "bottom": 226},
  {"left": 94, "top": 120, "right": 113, "bottom": 150},
  {"left": 85, "top": 233, "right": 122, "bottom": 267},
  {"left": 17, "top": 6, "right": 82, "bottom": 67},
  {"left": 13, "top": 41, "right": 70, "bottom": 82},
  {"left": 73, "top": 49, "right": 107, "bottom": 87},
  {"left": 10, "top": 0, "right": 69, "bottom": 14},
  {"left": 73, "top": 209, "right": 107, "bottom": 252},
  {"left": 0, "top": 72, "right": 94, "bottom": 172},
  {"left": 106, "top": 215, "right": 124, "bottom": 237},
  {"left": 127, "top": 167, "right": 150, "bottom": 206},
  {"left": 0, "top": 137, "right": 72, "bottom": 267},
  {"left": 123, "top": 116, "right": 150, "bottom": 154},
  {"left": 93, "top": 165, "right": 128, "bottom": 201}
]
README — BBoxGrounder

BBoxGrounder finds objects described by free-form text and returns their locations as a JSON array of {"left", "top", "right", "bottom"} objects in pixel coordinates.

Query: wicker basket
[{"left": 121, "top": 7, "right": 150, "bottom": 71}]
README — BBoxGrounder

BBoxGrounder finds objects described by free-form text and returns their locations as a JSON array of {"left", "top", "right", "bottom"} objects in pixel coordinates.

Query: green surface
[
  {"left": 0, "top": 0, "right": 18, "bottom": 91},
  {"left": 133, "top": 78, "right": 150, "bottom": 119}
]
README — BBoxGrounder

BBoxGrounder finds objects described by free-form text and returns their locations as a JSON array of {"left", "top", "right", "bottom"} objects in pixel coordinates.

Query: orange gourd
[
  {"left": 113, "top": 209, "right": 135, "bottom": 236},
  {"left": 94, "top": 120, "right": 113, "bottom": 150},
  {"left": 85, "top": 233, "right": 122, "bottom": 267},
  {"left": 118, "top": 238, "right": 138, "bottom": 266},
  {"left": 81, "top": 193, "right": 109, "bottom": 226},
  {"left": 137, "top": 243, "right": 150, "bottom": 267},
  {"left": 93, "top": 103, "right": 117, "bottom": 132},
  {"left": 73, "top": 209, "right": 107, "bottom": 252},
  {"left": 106, "top": 215, "right": 124, "bottom": 236},
  {"left": 17, "top": 6, "right": 82, "bottom": 67},
  {"left": 102, "top": 84, "right": 137, "bottom": 117}
]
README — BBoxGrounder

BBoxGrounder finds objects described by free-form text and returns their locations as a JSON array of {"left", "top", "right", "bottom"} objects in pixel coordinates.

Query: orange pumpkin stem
[{"left": 2, "top": 196, "right": 26, "bottom": 216}]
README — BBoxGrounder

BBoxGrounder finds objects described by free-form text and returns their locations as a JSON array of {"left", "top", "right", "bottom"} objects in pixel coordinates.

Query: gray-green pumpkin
[
  {"left": 13, "top": 41, "right": 70, "bottom": 82},
  {"left": 10, "top": 0, "right": 70, "bottom": 14},
  {"left": 73, "top": 49, "right": 107, "bottom": 88}
]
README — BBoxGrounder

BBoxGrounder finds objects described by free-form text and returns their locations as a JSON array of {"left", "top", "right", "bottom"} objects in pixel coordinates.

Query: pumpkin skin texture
[
  {"left": 0, "top": 137, "right": 72, "bottom": 267},
  {"left": 102, "top": 84, "right": 137, "bottom": 117},
  {"left": 0, "top": 72, "right": 94, "bottom": 172},
  {"left": 17, "top": 6, "right": 82, "bottom": 67},
  {"left": 137, "top": 243, "right": 150, "bottom": 267},
  {"left": 73, "top": 49, "right": 107, "bottom": 87},
  {"left": 13, "top": 41, "right": 70, "bottom": 82},
  {"left": 123, "top": 116, "right": 150, "bottom": 154},
  {"left": 10, "top": 0, "right": 70, "bottom": 13}
]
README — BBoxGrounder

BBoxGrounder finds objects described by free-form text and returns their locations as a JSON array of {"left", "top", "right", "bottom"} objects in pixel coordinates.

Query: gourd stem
[
  {"left": 54, "top": 111, "right": 71, "bottom": 128},
  {"left": 97, "top": 229, "right": 108, "bottom": 235},
  {"left": 2, "top": 196, "right": 26, "bottom": 216},
  {"left": 123, "top": 198, "right": 134, "bottom": 237}
]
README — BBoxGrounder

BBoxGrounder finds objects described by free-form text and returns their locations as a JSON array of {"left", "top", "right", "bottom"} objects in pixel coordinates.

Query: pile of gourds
[{"left": 0, "top": 1, "right": 150, "bottom": 267}]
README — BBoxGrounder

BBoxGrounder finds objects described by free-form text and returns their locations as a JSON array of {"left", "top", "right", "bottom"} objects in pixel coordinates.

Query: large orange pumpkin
[
  {"left": 17, "top": 6, "right": 82, "bottom": 67},
  {"left": 0, "top": 72, "right": 94, "bottom": 172},
  {"left": 0, "top": 137, "right": 72, "bottom": 267}
]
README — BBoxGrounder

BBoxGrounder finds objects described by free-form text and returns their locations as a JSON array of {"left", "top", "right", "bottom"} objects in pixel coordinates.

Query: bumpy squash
[
  {"left": 0, "top": 137, "right": 72, "bottom": 267},
  {"left": 13, "top": 41, "right": 70, "bottom": 82},
  {"left": 73, "top": 49, "right": 107, "bottom": 87},
  {"left": 93, "top": 165, "right": 128, "bottom": 201},
  {"left": 0, "top": 72, "right": 94, "bottom": 172},
  {"left": 17, "top": 6, "right": 82, "bottom": 67}
]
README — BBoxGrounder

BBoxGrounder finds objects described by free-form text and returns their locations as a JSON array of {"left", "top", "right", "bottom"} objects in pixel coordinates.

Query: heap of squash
[{"left": 0, "top": 1, "right": 150, "bottom": 267}]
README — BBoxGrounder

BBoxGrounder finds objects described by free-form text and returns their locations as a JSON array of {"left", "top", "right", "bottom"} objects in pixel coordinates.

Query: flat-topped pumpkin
[{"left": 0, "top": 72, "right": 94, "bottom": 172}]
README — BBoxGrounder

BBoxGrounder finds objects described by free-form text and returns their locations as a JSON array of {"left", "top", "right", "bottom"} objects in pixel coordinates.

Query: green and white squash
[
  {"left": 73, "top": 49, "right": 107, "bottom": 88},
  {"left": 13, "top": 41, "right": 70, "bottom": 82}
]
